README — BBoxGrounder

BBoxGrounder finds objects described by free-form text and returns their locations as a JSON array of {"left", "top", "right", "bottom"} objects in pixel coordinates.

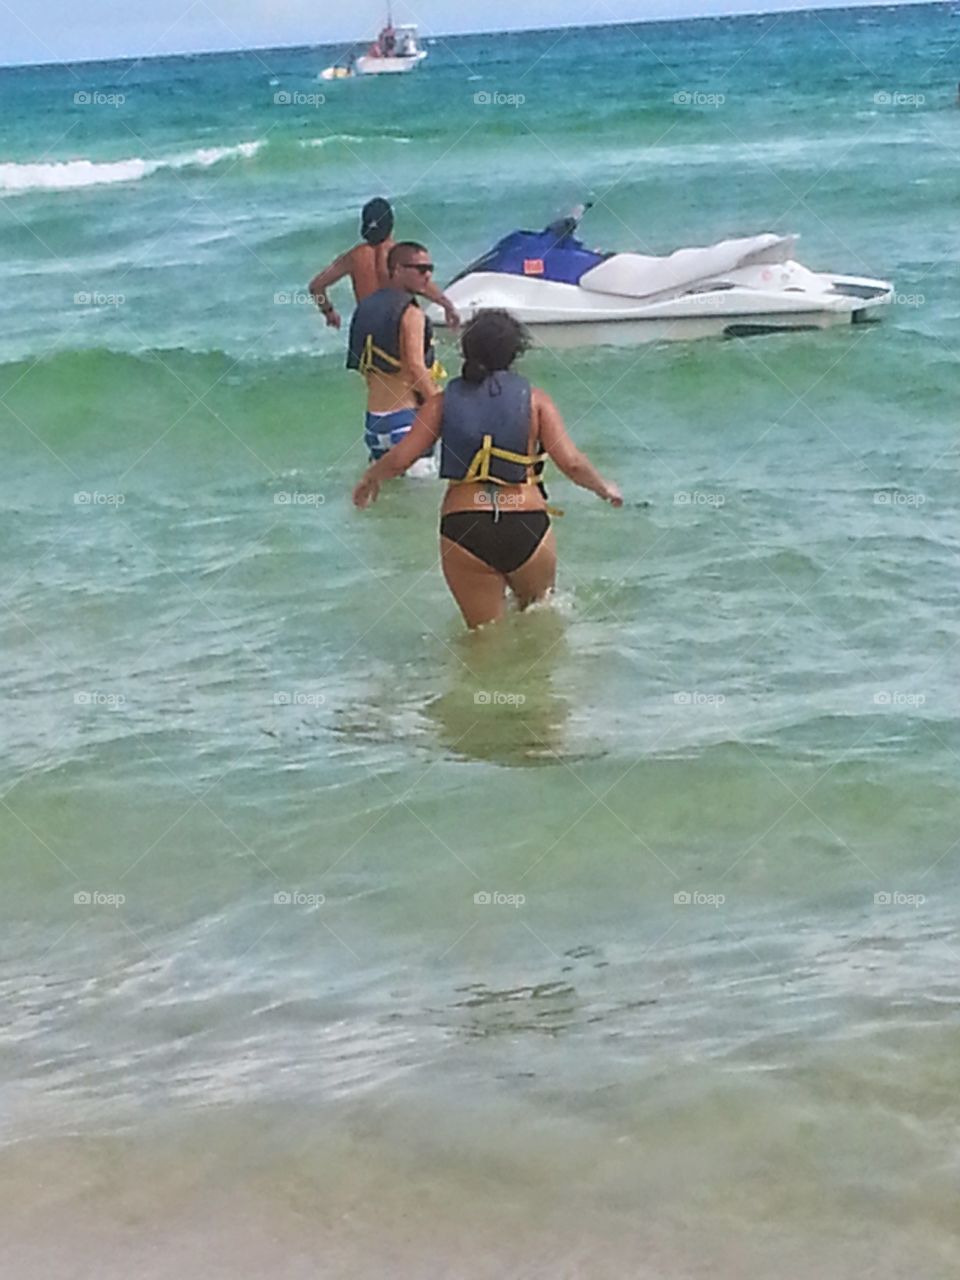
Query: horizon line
[{"left": 0, "top": 0, "right": 936, "bottom": 72}]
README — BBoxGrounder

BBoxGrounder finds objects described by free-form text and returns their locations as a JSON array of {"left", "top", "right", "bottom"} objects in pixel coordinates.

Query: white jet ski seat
[{"left": 578, "top": 234, "right": 799, "bottom": 300}]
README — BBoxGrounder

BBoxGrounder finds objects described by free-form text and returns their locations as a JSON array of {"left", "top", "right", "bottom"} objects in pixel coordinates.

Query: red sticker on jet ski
[{"left": 523, "top": 259, "right": 545, "bottom": 275}]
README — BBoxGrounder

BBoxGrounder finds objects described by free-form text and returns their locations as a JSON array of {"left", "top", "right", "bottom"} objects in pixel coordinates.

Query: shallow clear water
[{"left": 2, "top": 6, "right": 960, "bottom": 1276}]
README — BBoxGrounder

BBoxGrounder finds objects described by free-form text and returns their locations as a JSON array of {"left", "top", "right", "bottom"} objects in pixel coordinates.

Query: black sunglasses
[{"left": 399, "top": 261, "right": 434, "bottom": 274}]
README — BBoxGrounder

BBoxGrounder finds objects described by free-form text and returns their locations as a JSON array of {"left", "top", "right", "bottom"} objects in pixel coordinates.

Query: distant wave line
[{"left": 0, "top": 140, "right": 263, "bottom": 195}]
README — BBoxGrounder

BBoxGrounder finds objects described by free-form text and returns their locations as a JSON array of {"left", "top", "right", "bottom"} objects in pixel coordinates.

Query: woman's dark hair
[{"left": 460, "top": 309, "right": 531, "bottom": 385}]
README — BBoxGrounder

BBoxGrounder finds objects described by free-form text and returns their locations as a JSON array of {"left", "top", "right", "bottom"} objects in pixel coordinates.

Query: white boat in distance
[{"left": 356, "top": 14, "right": 427, "bottom": 75}]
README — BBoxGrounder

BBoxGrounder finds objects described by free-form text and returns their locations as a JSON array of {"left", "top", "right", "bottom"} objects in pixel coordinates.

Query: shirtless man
[
  {"left": 346, "top": 242, "right": 443, "bottom": 467},
  {"left": 308, "top": 197, "right": 458, "bottom": 330}
]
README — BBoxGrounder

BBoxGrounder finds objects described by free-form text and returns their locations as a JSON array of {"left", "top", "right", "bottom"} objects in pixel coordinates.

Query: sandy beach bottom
[{"left": 3, "top": 1092, "right": 957, "bottom": 1280}]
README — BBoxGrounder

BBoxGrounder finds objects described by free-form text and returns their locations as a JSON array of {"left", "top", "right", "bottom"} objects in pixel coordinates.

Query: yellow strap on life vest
[
  {"left": 449, "top": 434, "right": 563, "bottom": 515},
  {"left": 358, "top": 333, "right": 402, "bottom": 377},
  {"left": 455, "top": 433, "right": 547, "bottom": 486},
  {"left": 359, "top": 338, "right": 445, "bottom": 385}
]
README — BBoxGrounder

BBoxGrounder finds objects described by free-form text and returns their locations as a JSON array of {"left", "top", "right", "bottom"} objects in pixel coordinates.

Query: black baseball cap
[{"left": 361, "top": 197, "right": 394, "bottom": 246}]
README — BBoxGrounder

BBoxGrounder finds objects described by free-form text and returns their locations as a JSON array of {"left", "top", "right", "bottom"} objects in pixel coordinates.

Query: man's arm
[
  {"left": 307, "top": 248, "right": 355, "bottom": 329},
  {"left": 416, "top": 277, "right": 460, "bottom": 330},
  {"left": 399, "top": 306, "right": 440, "bottom": 403}
]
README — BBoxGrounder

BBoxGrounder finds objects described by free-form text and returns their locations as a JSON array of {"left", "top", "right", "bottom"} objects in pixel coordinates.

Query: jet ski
[
  {"left": 320, "top": 63, "right": 355, "bottom": 80},
  {"left": 431, "top": 208, "right": 893, "bottom": 346}
]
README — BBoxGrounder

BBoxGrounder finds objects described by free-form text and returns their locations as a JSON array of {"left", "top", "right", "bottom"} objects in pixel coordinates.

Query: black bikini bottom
[{"left": 440, "top": 510, "right": 551, "bottom": 576}]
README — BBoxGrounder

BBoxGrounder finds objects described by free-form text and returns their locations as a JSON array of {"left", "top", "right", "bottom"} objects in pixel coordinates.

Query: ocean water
[{"left": 3, "top": 6, "right": 960, "bottom": 1276}]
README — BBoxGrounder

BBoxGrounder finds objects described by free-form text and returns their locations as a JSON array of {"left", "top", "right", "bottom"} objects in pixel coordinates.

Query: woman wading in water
[{"left": 352, "top": 309, "right": 622, "bottom": 628}]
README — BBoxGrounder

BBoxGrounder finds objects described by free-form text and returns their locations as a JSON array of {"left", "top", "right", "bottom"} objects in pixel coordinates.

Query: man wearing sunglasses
[
  {"left": 347, "top": 242, "right": 446, "bottom": 472},
  {"left": 308, "top": 197, "right": 459, "bottom": 332}
]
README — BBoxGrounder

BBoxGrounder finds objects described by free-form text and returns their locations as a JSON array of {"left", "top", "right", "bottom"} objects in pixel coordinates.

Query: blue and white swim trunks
[{"left": 364, "top": 407, "right": 418, "bottom": 461}]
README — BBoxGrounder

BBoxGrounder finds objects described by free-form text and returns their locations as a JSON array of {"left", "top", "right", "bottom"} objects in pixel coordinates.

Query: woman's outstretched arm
[{"left": 534, "top": 388, "right": 622, "bottom": 506}]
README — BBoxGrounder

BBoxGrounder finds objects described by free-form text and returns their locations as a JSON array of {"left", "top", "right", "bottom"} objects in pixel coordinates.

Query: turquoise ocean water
[{"left": 3, "top": 6, "right": 960, "bottom": 1275}]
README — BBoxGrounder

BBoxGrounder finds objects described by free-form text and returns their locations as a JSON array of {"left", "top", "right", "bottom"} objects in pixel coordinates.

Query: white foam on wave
[
  {"left": 305, "top": 134, "right": 411, "bottom": 148},
  {"left": 612, "top": 132, "right": 912, "bottom": 170},
  {"left": 0, "top": 141, "right": 263, "bottom": 196},
  {"left": 306, "top": 134, "right": 366, "bottom": 148}
]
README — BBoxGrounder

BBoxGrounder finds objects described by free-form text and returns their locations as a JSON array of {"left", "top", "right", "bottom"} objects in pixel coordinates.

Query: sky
[{"left": 0, "top": 0, "right": 937, "bottom": 67}]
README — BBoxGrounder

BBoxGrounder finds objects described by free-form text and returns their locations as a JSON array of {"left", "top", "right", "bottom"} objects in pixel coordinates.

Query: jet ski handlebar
[{"left": 544, "top": 201, "right": 593, "bottom": 240}]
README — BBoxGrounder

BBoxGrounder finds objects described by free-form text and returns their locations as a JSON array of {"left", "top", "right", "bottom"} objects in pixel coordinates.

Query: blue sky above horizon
[{"left": 0, "top": 0, "right": 939, "bottom": 67}]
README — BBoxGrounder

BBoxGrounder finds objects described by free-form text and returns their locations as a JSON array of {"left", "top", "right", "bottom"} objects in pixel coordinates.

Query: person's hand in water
[
  {"left": 602, "top": 481, "right": 623, "bottom": 507},
  {"left": 352, "top": 473, "right": 381, "bottom": 508},
  {"left": 352, "top": 404, "right": 444, "bottom": 510}
]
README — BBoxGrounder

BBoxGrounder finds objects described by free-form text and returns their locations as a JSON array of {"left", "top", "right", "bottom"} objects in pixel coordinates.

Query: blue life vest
[
  {"left": 346, "top": 288, "right": 435, "bottom": 375},
  {"left": 439, "top": 371, "right": 544, "bottom": 485}
]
